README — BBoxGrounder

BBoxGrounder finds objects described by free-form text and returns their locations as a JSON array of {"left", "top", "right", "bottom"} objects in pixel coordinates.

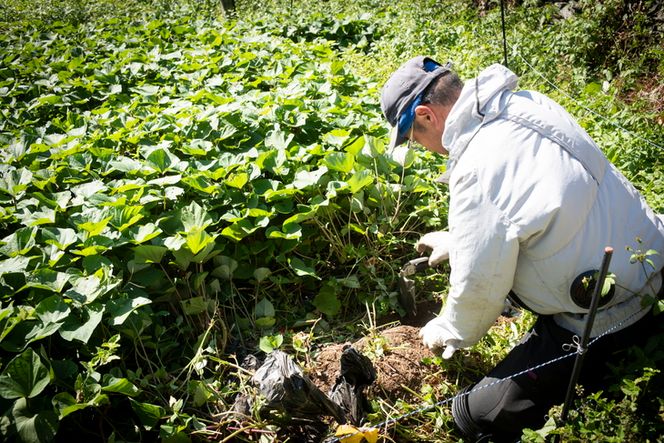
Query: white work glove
[
  {"left": 415, "top": 231, "right": 451, "bottom": 267},
  {"left": 419, "top": 317, "right": 460, "bottom": 359}
]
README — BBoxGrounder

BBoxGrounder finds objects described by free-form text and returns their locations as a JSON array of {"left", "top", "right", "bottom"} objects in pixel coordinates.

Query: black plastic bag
[
  {"left": 328, "top": 345, "right": 376, "bottom": 425},
  {"left": 231, "top": 346, "right": 376, "bottom": 441}
]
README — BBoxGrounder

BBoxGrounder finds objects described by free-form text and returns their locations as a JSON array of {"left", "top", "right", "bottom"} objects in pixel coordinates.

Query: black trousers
[{"left": 451, "top": 308, "right": 662, "bottom": 442}]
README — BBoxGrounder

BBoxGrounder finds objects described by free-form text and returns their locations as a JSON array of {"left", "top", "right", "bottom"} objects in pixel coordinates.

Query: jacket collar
[{"left": 438, "top": 64, "right": 518, "bottom": 183}]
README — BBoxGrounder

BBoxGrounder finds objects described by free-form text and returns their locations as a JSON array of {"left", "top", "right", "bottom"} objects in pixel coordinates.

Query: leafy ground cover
[{"left": 0, "top": 0, "right": 662, "bottom": 442}]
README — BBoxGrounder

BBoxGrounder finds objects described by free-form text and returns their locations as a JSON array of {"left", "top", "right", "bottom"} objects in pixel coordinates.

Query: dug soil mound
[{"left": 308, "top": 325, "right": 445, "bottom": 400}]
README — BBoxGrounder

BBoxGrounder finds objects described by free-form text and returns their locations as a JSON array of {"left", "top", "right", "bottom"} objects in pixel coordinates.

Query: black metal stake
[
  {"left": 499, "top": 0, "right": 508, "bottom": 68},
  {"left": 560, "top": 246, "right": 614, "bottom": 422}
]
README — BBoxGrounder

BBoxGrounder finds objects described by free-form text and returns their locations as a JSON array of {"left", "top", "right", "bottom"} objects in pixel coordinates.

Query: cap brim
[{"left": 388, "top": 125, "right": 408, "bottom": 150}]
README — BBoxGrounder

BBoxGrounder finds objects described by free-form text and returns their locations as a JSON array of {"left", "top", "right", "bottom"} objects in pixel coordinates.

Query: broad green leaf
[
  {"left": 135, "top": 245, "right": 168, "bottom": 264},
  {"left": 266, "top": 223, "right": 302, "bottom": 240},
  {"left": 347, "top": 169, "right": 374, "bottom": 193},
  {"left": 102, "top": 377, "right": 140, "bottom": 397},
  {"left": 0, "top": 348, "right": 51, "bottom": 399},
  {"left": 0, "top": 256, "right": 30, "bottom": 275},
  {"left": 59, "top": 304, "right": 104, "bottom": 343},
  {"left": 253, "top": 267, "right": 271, "bottom": 282},
  {"left": 131, "top": 223, "right": 163, "bottom": 244},
  {"left": 110, "top": 206, "right": 144, "bottom": 232},
  {"left": 225, "top": 172, "right": 248, "bottom": 189},
  {"left": 323, "top": 152, "right": 355, "bottom": 173},
  {"left": 211, "top": 256, "right": 238, "bottom": 280},
  {"left": 221, "top": 219, "right": 259, "bottom": 241},
  {"left": 106, "top": 295, "right": 151, "bottom": 326},
  {"left": 292, "top": 167, "right": 328, "bottom": 189},
  {"left": 35, "top": 295, "right": 70, "bottom": 324},
  {"left": 181, "top": 296, "right": 209, "bottom": 315},
  {"left": 12, "top": 397, "right": 58, "bottom": 443},
  {"left": 180, "top": 201, "right": 212, "bottom": 231},
  {"left": 255, "top": 298, "right": 275, "bottom": 318},
  {"left": 52, "top": 392, "right": 92, "bottom": 419},
  {"left": 18, "top": 207, "right": 56, "bottom": 227},
  {"left": 77, "top": 216, "right": 113, "bottom": 237},
  {"left": 186, "top": 228, "right": 215, "bottom": 255},
  {"left": 0, "top": 168, "right": 33, "bottom": 198},
  {"left": 259, "top": 334, "right": 283, "bottom": 353},
  {"left": 263, "top": 187, "right": 299, "bottom": 202},
  {"left": 0, "top": 227, "right": 37, "bottom": 257},
  {"left": 64, "top": 274, "right": 104, "bottom": 305},
  {"left": 264, "top": 129, "right": 294, "bottom": 150},
  {"left": 313, "top": 284, "right": 341, "bottom": 317},
  {"left": 130, "top": 399, "right": 166, "bottom": 430},
  {"left": 172, "top": 241, "right": 217, "bottom": 268},
  {"left": 322, "top": 128, "right": 351, "bottom": 147},
  {"left": 42, "top": 227, "right": 78, "bottom": 250},
  {"left": 288, "top": 257, "right": 319, "bottom": 279},
  {"left": 23, "top": 269, "right": 70, "bottom": 293}
]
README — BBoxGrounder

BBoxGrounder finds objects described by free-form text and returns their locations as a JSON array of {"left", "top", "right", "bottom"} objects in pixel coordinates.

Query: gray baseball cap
[{"left": 380, "top": 56, "right": 452, "bottom": 149}]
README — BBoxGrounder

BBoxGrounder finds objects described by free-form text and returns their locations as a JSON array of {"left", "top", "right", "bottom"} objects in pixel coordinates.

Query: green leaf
[
  {"left": 0, "top": 348, "right": 51, "bottom": 399},
  {"left": 313, "top": 284, "right": 341, "bottom": 317},
  {"left": 347, "top": 169, "right": 374, "bottom": 193},
  {"left": 259, "top": 334, "right": 283, "bottom": 353},
  {"left": 23, "top": 269, "right": 70, "bottom": 293},
  {"left": 288, "top": 257, "right": 319, "bottom": 279},
  {"left": 255, "top": 298, "right": 275, "bottom": 318},
  {"left": 106, "top": 293, "right": 151, "bottom": 326},
  {"left": 323, "top": 152, "right": 355, "bottom": 173},
  {"left": 0, "top": 227, "right": 37, "bottom": 257},
  {"left": 180, "top": 201, "right": 212, "bottom": 231},
  {"left": 221, "top": 219, "right": 259, "bottom": 241},
  {"left": 12, "top": 397, "right": 58, "bottom": 443},
  {"left": 225, "top": 172, "right": 248, "bottom": 189},
  {"left": 35, "top": 295, "right": 71, "bottom": 324},
  {"left": 52, "top": 392, "right": 92, "bottom": 419},
  {"left": 135, "top": 245, "right": 168, "bottom": 264},
  {"left": 185, "top": 228, "right": 215, "bottom": 255},
  {"left": 59, "top": 304, "right": 104, "bottom": 344},
  {"left": 77, "top": 216, "right": 113, "bottom": 237},
  {"left": 64, "top": 274, "right": 103, "bottom": 304},
  {"left": 265, "top": 129, "right": 294, "bottom": 150},
  {"left": 180, "top": 296, "right": 209, "bottom": 315},
  {"left": 253, "top": 267, "right": 271, "bottom": 282},
  {"left": 131, "top": 223, "right": 163, "bottom": 244},
  {"left": 102, "top": 376, "right": 140, "bottom": 397},
  {"left": 130, "top": 399, "right": 166, "bottom": 430},
  {"left": 42, "top": 227, "right": 78, "bottom": 250},
  {"left": 0, "top": 256, "right": 31, "bottom": 275},
  {"left": 292, "top": 167, "right": 328, "bottom": 189},
  {"left": 266, "top": 223, "right": 302, "bottom": 240}
]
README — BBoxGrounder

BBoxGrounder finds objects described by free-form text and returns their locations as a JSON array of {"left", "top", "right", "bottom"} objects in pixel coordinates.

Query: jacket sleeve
[{"left": 438, "top": 168, "right": 520, "bottom": 348}]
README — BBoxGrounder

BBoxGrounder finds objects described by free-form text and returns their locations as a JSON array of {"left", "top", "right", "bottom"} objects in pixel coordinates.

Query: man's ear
[{"left": 414, "top": 104, "right": 437, "bottom": 127}]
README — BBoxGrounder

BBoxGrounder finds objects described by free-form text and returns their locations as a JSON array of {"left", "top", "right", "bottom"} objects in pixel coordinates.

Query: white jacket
[{"left": 434, "top": 64, "right": 664, "bottom": 349}]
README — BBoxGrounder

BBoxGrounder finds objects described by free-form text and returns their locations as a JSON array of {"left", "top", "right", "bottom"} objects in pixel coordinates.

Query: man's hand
[
  {"left": 415, "top": 231, "right": 451, "bottom": 267},
  {"left": 419, "top": 317, "right": 459, "bottom": 359}
]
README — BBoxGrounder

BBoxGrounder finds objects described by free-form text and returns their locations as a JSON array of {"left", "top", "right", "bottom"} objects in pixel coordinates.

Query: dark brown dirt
[{"left": 307, "top": 299, "right": 448, "bottom": 400}]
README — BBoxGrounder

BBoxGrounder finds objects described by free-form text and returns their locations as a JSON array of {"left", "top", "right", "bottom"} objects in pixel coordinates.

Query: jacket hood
[{"left": 439, "top": 64, "right": 518, "bottom": 182}]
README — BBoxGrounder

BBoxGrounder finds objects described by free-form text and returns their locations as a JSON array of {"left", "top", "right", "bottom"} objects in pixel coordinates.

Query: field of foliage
[{"left": 0, "top": 0, "right": 663, "bottom": 441}]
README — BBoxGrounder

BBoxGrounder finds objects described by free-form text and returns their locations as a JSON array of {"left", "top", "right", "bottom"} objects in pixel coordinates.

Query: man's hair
[
  {"left": 421, "top": 71, "right": 463, "bottom": 108},
  {"left": 412, "top": 71, "right": 463, "bottom": 133}
]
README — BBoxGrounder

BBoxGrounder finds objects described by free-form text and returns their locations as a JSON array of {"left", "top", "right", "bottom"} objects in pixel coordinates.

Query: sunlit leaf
[
  {"left": 0, "top": 348, "right": 51, "bottom": 399},
  {"left": 59, "top": 303, "right": 104, "bottom": 343},
  {"left": 323, "top": 152, "right": 355, "bottom": 173},
  {"left": 12, "top": 397, "right": 58, "bottom": 443},
  {"left": 288, "top": 257, "right": 319, "bottom": 279}
]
